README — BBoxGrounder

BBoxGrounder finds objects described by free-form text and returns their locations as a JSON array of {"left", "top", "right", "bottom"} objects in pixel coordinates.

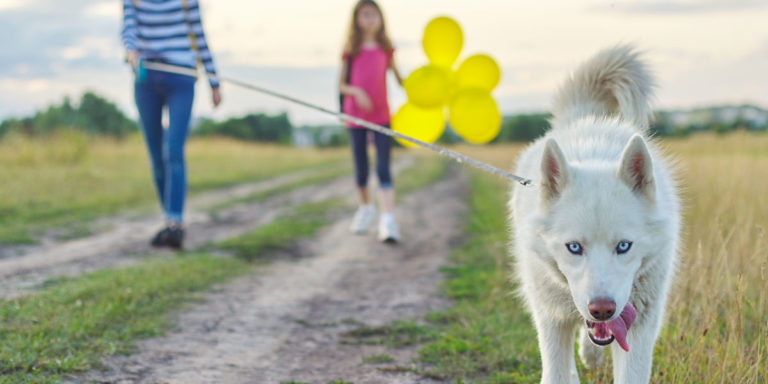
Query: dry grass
[
  {"left": 0, "top": 132, "right": 349, "bottom": 243},
  {"left": 650, "top": 133, "right": 767, "bottom": 383},
  {"left": 451, "top": 131, "right": 767, "bottom": 382}
]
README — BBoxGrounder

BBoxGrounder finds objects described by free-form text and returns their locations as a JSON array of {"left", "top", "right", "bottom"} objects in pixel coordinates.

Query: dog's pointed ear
[
  {"left": 618, "top": 134, "right": 655, "bottom": 201},
  {"left": 540, "top": 139, "right": 569, "bottom": 204}
]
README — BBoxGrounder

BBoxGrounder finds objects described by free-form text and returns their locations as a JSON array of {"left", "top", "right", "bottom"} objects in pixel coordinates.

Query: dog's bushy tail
[{"left": 552, "top": 44, "right": 653, "bottom": 130}]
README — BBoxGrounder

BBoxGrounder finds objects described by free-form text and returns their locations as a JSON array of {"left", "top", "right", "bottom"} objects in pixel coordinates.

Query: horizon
[{"left": 1, "top": 0, "right": 767, "bottom": 125}]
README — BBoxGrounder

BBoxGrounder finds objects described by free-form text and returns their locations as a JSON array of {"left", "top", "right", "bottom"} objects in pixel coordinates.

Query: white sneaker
[
  {"left": 378, "top": 213, "right": 400, "bottom": 243},
  {"left": 350, "top": 204, "right": 376, "bottom": 234}
]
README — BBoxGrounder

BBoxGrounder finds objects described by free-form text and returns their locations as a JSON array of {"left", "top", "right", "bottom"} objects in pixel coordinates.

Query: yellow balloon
[
  {"left": 392, "top": 103, "right": 445, "bottom": 148},
  {"left": 455, "top": 54, "right": 501, "bottom": 91},
  {"left": 449, "top": 89, "right": 501, "bottom": 144},
  {"left": 422, "top": 17, "right": 463, "bottom": 67},
  {"left": 404, "top": 65, "right": 452, "bottom": 108}
]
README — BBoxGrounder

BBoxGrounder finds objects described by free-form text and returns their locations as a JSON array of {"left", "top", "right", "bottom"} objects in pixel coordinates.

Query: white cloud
[
  {"left": 0, "top": 0, "right": 28, "bottom": 11},
  {"left": 1, "top": 78, "right": 52, "bottom": 93},
  {"left": 84, "top": 1, "right": 119, "bottom": 18},
  {"left": 598, "top": 0, "right": 767, "bottom": 14},
  {"left": 59, "top": 36, "right": 121, "bottom": 61}
]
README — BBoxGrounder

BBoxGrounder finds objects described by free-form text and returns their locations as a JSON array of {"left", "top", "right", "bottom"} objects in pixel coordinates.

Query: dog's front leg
[
  {"left": 611, "top": 320, "right": 657, "bottom": 384},
  {"left": 535, "top": 318, "right": 580, "bottom": 384}
]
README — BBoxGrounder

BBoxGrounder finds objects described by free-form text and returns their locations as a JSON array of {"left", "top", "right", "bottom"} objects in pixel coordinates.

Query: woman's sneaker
[
  {"left": 378, "top": 214, "right": 400, "bottom": 244},
  {"left": 350, "top": 204, "right": 376, "bottom": 234},
  {"left": 150, "top": 226, "right": 184, "bottom": 250}
]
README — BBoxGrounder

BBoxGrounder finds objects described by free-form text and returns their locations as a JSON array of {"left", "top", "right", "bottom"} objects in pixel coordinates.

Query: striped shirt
[{"left": 122, "top": 0, "right": 219, "bottom": 87}]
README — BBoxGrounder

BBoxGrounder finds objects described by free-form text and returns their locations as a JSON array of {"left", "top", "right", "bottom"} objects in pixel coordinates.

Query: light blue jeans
[{"left": 134, "top": 68, "right": 195, "bottom": 223}]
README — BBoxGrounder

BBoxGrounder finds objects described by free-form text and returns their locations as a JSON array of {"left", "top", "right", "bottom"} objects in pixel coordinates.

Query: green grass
[
  {"left": 395, "top": 153, "right": 448, "bottom": 198},
  {"left": 0, "top": 254, "right": 249, "bottom": 383},
  {"left": 414, "top": 170, "right": 541, "bottom": 383},
  {"left": 214, "top": 198, "right": 347, "bottom": 261},
  {"left": 340, "top": 320, "right": 438, "bottom": 348},
  {"left": 0, "top": 133, "right": 348, "bottom": 244},
  {"left": 361, "top": 354, "right": 396, "bottom": 365}
]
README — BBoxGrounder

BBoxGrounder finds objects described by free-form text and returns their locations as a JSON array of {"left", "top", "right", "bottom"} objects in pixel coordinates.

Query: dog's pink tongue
[{"left": 608, "top": 303, "right": 637, "bottom": 352}]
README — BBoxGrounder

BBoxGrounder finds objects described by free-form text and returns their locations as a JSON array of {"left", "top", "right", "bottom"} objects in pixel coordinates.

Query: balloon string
[{"left": 140, "top": 61, "right": 533, "bottom": 186}]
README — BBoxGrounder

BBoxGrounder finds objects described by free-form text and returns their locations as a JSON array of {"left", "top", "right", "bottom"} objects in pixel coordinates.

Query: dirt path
[
  {"left": 76, "top": 168, "right": 467, "bottom": 384},
  {"left": 0, "top": 158, "right": 413, "bottom": 299}
]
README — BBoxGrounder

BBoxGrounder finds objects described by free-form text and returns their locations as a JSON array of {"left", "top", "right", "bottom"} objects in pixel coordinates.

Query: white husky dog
[{"left": 509, "top": 45, "right": 680, "bottom": 384}]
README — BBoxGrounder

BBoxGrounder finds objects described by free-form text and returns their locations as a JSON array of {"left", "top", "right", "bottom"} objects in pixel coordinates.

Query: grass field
[
  {"left": 0, "top": 131, "right": 349, "bottom": 244},
  {"left": 0, "top": 254, "right": 250, "bottom": 384},
  {"left": 420, "top": 131, "right": 767, "bottom": 382},
  {"left": 0, "top": 131, "right": 765, "bottom": 382}
]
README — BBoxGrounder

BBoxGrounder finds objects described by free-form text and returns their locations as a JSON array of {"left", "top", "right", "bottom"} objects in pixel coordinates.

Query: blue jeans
[
  {"left": 348, "top": 126, "right": 392, "bottom": 189},
  {"left": 135, "top": 69, "right": 195, "bottom": 223}
]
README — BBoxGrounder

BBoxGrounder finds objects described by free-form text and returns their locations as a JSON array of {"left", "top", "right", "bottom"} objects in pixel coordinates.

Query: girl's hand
[
  {"left": 353, "top": 87, "right": 372, "bottom": 113},
  {"left": 212, "top": 86, "right": 222, "bottom": 107}
]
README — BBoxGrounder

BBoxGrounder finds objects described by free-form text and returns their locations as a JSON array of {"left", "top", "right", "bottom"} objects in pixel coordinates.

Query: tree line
[
  {"left": 0, "top": 92, "right": 294, "bottom": 144},
  {"left": 2, "top": 92, "right": 765, "bottom": 145},
  {"left": 0, "top": 92, "right": 136, "bottom": 139}
]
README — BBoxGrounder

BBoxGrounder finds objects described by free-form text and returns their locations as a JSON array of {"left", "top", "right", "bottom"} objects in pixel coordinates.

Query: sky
[{"left": 1, "top": 0, "right": 767, "bottom": 125}]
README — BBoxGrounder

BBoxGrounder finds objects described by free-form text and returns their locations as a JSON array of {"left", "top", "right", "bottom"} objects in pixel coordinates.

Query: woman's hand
[
  {"left": 352, "top": 87, "right": 372, "bottom": 113},
  {"left": 125, "top": 50, "right": 139, "bottom": 69},
  {"left": 212, "top": 86, "right": 222, "bottom": 107}
]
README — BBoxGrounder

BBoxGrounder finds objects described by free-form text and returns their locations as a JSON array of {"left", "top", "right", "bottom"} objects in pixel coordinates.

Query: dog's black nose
[{"left": 588, "top": 298, "right": 616, "bottom": 321}]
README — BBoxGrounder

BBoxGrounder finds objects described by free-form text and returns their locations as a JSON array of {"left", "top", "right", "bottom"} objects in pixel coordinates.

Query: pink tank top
[{"left": 342, "top": 46, "right": 393, "bottom": 128}]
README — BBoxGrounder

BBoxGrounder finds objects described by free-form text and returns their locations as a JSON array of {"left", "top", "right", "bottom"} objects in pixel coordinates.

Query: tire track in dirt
[
  {"left": 0, "top": 158, "right": 414, "bottom": 299},
  {"left": 76, "top": 167, "right": 467, "bottom": 384}
]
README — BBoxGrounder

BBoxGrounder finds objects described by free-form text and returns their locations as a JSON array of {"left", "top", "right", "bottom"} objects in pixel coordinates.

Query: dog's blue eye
[
  {"left": 616, "top": 241, "right": 633, "bottom": 254},
  {"left": 566, "top": 242, "right": 583, "bottom": 255}
]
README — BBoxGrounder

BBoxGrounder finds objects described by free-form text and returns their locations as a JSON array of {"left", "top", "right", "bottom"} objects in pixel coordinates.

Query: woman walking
[{"left": 122, "top": 0, "right": 221, "bottom": 249}]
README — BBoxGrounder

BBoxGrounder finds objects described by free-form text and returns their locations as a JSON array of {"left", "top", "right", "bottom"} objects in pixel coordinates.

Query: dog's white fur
[{"left": 509, "top": 45, "right": 680, "bottom": 383}]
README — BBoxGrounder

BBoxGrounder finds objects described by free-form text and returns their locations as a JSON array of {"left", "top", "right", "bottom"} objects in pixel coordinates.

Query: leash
[{"left": 139, "top": 61, "right": 533, "bottom": 186}]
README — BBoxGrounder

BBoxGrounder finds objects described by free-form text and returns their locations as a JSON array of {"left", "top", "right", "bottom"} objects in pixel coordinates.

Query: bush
[
  {"left": 0, "top": 93, "right": 137, "bottom": 139},
  {"left": 497, "top": 113, "right": 551, "bottom": 142},
  {"left": 194, "top": 113, "right": 293, "bottom": 143}
]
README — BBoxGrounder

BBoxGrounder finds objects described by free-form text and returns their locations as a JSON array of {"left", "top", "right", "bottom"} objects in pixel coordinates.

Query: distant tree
[
  {"left": 437, "top": 125, "right": 461, "bottom": 145},
  {"left": 649, "top": 112, "right": 673, "bottom": 137},
  {"left": 713, "top": 122, "right": 732, "bottom": 135},
  {"left": 497, "top": 113, "right": 551, "bottom": 142},
  {"left": 0, "top": 118, "right": 30, "bottom": 138},
  {"left": 193, "top": 117, "right": 218, "bottom": 136},
  {"left": 76, "top": 92, "right": 136, "bottom": 137},
  {"left": 324, "top": 131, "right": 348, "bottom": 147},
  {"left": 31, "top": 96, "right": 78, "bottom": 135},
  {"left": 193, "top": 113, "right": 293, "bottom": 143},
  {"left": 0, "top": 92, "right": 136, "bottom": 138},
  {"left": 670, "top": 125, "right": 692, "bottom": 137}
]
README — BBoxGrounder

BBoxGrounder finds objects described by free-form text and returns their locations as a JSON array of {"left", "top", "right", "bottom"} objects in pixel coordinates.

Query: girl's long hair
[{"left": 344, "top": 0, "right": 393, "bottom": 57}]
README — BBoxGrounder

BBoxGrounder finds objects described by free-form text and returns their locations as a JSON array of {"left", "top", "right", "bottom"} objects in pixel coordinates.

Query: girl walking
[
  {"left": 339, "top": 0, "right": 403, "bottom": 243},
  {"left": 122, "top": 0, "right": 221, "bottom": 249}
]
